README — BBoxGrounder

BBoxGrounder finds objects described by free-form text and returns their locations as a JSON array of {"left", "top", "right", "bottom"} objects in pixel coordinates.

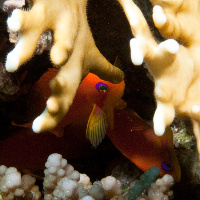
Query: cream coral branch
[
  {"left": 117, "top": 0, "right": 200, "bottom": 158},
  {"left": 5, "top": 0, "right": 124, "bottom": 133},
  {"left": 151, "top": 0, "right": 199, "bottom": 46}
]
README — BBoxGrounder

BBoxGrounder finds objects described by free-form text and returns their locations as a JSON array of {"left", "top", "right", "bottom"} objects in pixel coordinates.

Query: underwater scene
[{"left": 0, "top": 0, "right": 199, "bottom": 199}]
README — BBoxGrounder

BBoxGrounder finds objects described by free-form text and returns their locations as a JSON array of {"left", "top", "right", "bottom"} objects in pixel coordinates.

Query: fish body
[
  {"left": 11, "top": 64, "right": 181, "bottom": 181},
  {"left": 18, "top": 67, "right": 126, "bottom": 140},
  {"left": 106, "top": 109, "right": 181, "bottom": 182},
  {"left": 0, "top": 125, "right": 92, "bottom": 171},
  {"left": 4, "top": 109, "right": 181, "bottom": 182}
]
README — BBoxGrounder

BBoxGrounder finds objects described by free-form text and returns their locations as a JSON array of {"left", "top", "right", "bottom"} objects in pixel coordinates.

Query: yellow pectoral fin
[{"left": 86, "top": 104, "right": 108, "bottom": 148}]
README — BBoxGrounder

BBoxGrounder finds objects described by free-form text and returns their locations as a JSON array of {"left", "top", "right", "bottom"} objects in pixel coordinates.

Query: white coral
[
  {"left": 147, "top": 174, "right": 174, "bottom": 200},
  {"left": 43, "top": 153, "right": 124, "bottom": 200},
  {"left": 0, "top": 153, "right": 176, "bottom": 200},
  {"left": 0, "top": 166, "right": 41, "bottom": 200},
  {"left": 43, "top": 153, "right": 80, "bottom": 199}
]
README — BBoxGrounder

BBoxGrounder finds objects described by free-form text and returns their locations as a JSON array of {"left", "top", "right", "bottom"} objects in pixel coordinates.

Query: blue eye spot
[
  {"left": 161, "top": 161, "right": 172, "bottom": 171},
  {"left": 96, "top": 82, "right": 108, "bottom": 93}
]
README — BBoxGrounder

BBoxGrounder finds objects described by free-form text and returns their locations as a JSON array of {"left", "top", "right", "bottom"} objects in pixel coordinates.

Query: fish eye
[
  {"left": 96, "top": 82, "right": 108, "bottom": 93},
  {"left": 161, "top": 161, "right": 172, "bottom": 172}
]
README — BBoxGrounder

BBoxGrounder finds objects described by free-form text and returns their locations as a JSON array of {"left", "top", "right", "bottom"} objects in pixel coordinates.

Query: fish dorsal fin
[
  {"left": 114, "top": 56, "right": 123, "bottom": 69},
  {"left": 86, "top": 104, "right": 108, "bottom": 148},
  {"left": 49, "top": 128, "right": 64, "bottom": 137}
]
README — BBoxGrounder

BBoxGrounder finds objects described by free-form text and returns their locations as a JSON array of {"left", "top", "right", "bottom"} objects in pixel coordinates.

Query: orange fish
[
  {"left": 106, "top": 109, "right": 181, "bottom": 182},
  {"left": 12, "top": 59, "right": 181, "bottom": 181},
  {"left": 7, "top": 110, "right": 181, "bottom": 182},
  {"left": 13, "top": 58, "right": 126, "bottom": 146}
]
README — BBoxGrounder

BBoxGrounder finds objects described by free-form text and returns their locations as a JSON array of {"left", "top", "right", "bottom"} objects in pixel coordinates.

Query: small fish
[
  {"left": 13, "top": 58, "right": 126, "bottom": 146},
  {"left": 106, "top": 109, "right": 181, "bottom": 182}
]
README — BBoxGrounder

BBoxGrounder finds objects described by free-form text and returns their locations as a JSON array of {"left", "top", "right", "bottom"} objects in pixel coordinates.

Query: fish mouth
[
  {"left": 160, "top": 159, "right": 181, "bottom": 182},
  {"left": 172, "top": 167, "right": 181, "bottom": 182}
]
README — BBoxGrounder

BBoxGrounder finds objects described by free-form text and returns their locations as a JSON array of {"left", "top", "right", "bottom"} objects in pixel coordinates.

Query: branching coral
[
  {"left": 125, "top": 167, "right": 174, "bottom": 200},
  {"left": 43, "top": 153, "right": 122, "bottom": 200},
  {"left": 125, "top": 166, "right": 160, "bottom": 200},
  {"left": 0, "top": 153, "right": 175, "bottom": 200},
  {"left": 0, "top": 165, "right": 41, "bottom": 199},
  {"left": 5, "top": 0, "right": 124, "bottom": 133},
  {"left": 117, "top": 0, "right": 200, "bottom": 158},
  {"left": 43, "top": 154, "right": 175, "bottom": 200},
  {"left": 147, "top": 174, "right": 174, "bottom": 200},
  {"left": 134, "top": 174, "right": 174, "bottom": 200}
]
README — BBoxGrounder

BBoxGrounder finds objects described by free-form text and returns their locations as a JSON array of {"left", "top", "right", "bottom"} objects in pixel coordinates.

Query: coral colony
[
  {"left": 0, "top": 153, "right": 174, "bottom": 200},
  {"left": 118, "top": 0, "right": 200, "bottom": 159},
  {"left": 5, "top": 0, "right": 124, "bottom": 133}
]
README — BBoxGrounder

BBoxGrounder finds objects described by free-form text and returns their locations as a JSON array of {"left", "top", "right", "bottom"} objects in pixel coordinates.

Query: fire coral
[
  {"left": 117, "top": 0, "right": 200, "bottom": 159},
  {"left": 5, "top": 0, "right": 124, "bottom": 133}
]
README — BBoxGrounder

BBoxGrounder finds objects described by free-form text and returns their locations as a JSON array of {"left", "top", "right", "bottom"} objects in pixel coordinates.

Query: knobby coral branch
[
  {"left": 5, "top": 0, "right": 124, "bottom": 133},
  {"left": 118, "top": 0, "right": 200, "bottom": 158},
  {"left": 0, "top": 153, "right": 175, "bottom": 199}
]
